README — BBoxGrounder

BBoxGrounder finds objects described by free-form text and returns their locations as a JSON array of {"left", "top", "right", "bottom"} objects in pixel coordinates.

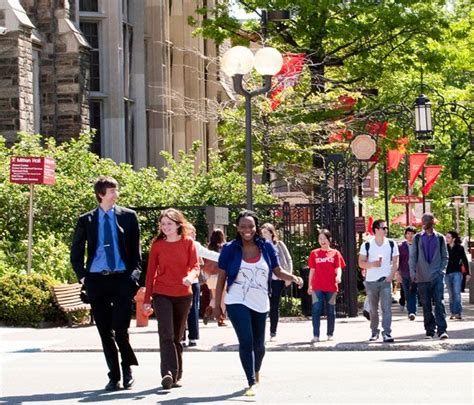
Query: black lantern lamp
[{"left": 414, "top": 93, "right": 433, "bottom": 140}]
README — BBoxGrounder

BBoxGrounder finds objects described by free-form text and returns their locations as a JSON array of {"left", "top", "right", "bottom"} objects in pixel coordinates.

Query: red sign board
[
  {"left": 391, "top": 195, "right": 422, "bottom": 204},
  {"left": 10, "top": 156, "right": 56, "bottom": 185},
  {"left": 355, "top": 216, "right": 366, "bottom": 233}
]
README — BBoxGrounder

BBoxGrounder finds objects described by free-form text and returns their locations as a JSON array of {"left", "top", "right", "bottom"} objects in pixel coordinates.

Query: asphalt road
[{"left": 1, "top": 351, "right": 473, "bottom": 404}]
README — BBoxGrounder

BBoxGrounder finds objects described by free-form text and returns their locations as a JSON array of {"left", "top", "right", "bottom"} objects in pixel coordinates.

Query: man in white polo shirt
[{"left": 359, "top": 219, "right": 399, "bottom": 342}]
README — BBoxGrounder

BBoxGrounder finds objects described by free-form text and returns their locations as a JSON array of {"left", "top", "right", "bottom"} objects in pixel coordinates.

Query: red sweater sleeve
[{"left": 144, "top": 241, "right": 158, "bottom": 304}]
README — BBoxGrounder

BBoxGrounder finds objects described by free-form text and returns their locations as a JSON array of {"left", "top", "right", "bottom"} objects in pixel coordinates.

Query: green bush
[
  {"left": 280, "top": 296, "right": 304, "bottom": 317},
  {"left": 0, "top": 273, "right": 66, "bottom": 326}
]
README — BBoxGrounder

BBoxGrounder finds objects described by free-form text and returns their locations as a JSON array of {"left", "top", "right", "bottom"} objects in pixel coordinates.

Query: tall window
[
  {"left": 89, "top": 100, "right": 102, "bottom": 156},
  {"left": 124, "top": 99, "right": 134, "bottom": 165},
  {"left": 80, "top": 22, "right": 100, "bottom": 91}
]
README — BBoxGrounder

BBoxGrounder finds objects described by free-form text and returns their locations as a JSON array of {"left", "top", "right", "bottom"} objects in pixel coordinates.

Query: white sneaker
[
  {"left": 311, "top": 337, "right": 320, "bottom": 343},
  {"left": 408, "top": 313, "right": 416, "bottom": 321},
  {"left": 327, "top": 335, "right": 334, "bottom": 341},
  {"left": 439, "top": 332, "right": 449, "bottom": 340}
]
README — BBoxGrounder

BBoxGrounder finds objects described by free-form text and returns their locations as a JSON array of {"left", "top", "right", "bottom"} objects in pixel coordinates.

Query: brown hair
[
  {"left": 319, "top": 229, "right": 332, "bottom": 244},
  {"left": 261, "top": 223, "right": 279, "bottom": 244},
  {"left": 94, "top": 176, "right": 119, "bottom": 202},
  {"left": 208, "top": 228, "right": 226, "bottom": 252},
  {"left": 154, "top": 208, "right": 189, "bottom": 241}
]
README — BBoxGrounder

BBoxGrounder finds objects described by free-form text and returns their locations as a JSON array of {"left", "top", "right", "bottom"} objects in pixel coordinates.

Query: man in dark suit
[{"left": 71, "top": 176, "right": 142, "bottom": 391}]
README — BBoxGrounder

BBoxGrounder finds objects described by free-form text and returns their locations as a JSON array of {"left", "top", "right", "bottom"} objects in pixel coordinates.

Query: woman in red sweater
[{"left": 143, "top": 208, "right": 199, "bottom": 390}]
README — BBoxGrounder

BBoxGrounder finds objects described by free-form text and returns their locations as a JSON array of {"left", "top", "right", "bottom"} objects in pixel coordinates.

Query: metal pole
[
  {"left": 422, "top": 167, "right": 426, "bottom": 214},
  {"left": 27, "top": 184, "right": 34, "bottom": 275},
  {"left": 245, "top": 94, "right": 253, "bottom": 210},
  {"left": 454, "top": 196, "right": 461, "bottom": 234},
  {"left": 462, "top": 184, "right": 468, "bottom": 239},
  {"left": 383, "top": 160, "right": 389, "bottom": 235},
  {"left": 405, "top": 154, "right": 410, "bottom": 226},
  {"left": 233, "top": 74, "right": 272, "bottom": 211}
]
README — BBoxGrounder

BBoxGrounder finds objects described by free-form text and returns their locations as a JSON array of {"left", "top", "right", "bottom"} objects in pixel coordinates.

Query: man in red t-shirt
[{"left": 307, "top": 230, "right": 346, "bottom": 343}]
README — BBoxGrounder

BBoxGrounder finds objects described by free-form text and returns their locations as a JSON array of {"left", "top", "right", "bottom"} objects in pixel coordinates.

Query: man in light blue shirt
[{"left": 71, "top": 176, "right": 142, "bottom": 391}]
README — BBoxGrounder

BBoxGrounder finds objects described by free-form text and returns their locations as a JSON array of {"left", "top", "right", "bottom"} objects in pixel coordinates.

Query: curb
[{"left": 40, "top": 342, "right": 474, "bottom": 353}]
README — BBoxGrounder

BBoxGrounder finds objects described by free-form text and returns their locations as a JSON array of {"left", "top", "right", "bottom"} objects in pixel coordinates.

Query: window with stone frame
[
  {"left": 80, "top": 22, "right": 100, "bottom": 92},
  {"left": 79, "top": 0, "right": 99, "bottom": 12}
]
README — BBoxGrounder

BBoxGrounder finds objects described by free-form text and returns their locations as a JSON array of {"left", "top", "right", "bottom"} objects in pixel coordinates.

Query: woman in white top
[
  {"left": 214, "top": 211, "right": 303, "bottom": 397},
  {"left": 261, "top": 223, "right": 293, "bottom": 341}
]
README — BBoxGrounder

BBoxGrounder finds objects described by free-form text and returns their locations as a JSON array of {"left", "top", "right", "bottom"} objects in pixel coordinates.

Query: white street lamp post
[{"left": 221, "top": 46, "right": 283, "bottom": 210}]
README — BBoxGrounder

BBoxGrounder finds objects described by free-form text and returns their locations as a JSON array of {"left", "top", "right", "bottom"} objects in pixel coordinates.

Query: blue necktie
[{"left": 103, "top": 213, "right": 116, "bottom": 270}]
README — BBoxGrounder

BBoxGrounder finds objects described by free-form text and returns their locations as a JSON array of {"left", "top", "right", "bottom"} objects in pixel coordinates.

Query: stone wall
[
  {"left": 0, "top": 27, "right": 34, "bottom": 142},
  {"left": 0, "top": 0, "right": 89, "bottom": 141}
]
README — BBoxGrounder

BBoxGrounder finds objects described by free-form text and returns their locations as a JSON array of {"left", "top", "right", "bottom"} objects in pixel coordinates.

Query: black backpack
[{"left": 364, "top": 239, "right": 395, "bottom": 261}]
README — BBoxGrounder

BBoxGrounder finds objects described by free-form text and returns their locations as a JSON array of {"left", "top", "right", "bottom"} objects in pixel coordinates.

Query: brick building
[{"left": 0, "top": 0, "right": 222, "bottom": 170}]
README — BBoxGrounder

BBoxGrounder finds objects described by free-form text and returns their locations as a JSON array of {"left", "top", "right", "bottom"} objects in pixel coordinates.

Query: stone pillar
[
  {"left": 145, "top": 0, "right": 171, "bottom": 171},
  {"left": 0, "top": 0, "right": 35, "bottom": 142}
]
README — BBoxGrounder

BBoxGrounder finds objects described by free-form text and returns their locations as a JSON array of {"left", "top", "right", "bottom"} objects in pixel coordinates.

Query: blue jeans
[
  {"left": 187, "top": 283, "right": 200, "bottom": 340},
  {"left": 365, "top": 280, "right": 392, "bottom": 335},
  {"left": 269, "top": 280, "right": 285, "bottom": 335},
  {"left": 227, "top": 304, "right": 267, "bottom": 386},
  {"left": 445, "top": 272, "right": 463, "bottom": 315},
  {"left": 401, "top": 277, "right": 417, "bottom": 315},
  {"left": 311, "top": 290, "right": 336, "bottom": 337},
  {"left": 417, "top": 273, "right": 447, "bottom": 336}
]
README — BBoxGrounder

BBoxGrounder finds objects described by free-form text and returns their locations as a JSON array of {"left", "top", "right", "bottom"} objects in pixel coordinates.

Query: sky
[{"left": 229, "top": 0, "right": 259, "bottom": 20}]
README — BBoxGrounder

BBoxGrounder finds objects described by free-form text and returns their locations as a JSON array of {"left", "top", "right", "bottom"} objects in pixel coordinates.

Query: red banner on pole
[
  {"left": 367, "top": 216, "right": 374, "bottom": 235},
  {"left": 409, "top": 153, "right": 428, "bottom": 187},
  {"left": 422, "top": 165, "right": 443, "bottom": 195},
  {"left": 270, "top": 53, "right": 305, "bottom": 110},
  {"left": 387, "top": 149, "right": 404, "bottom": 173}
]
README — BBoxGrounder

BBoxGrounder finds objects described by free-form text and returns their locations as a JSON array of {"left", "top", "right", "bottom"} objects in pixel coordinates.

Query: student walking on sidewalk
[
  {"left": 409, "top": 213, "right": 449, "bottom": 340},
  {"left": 143, "top": 209, "right": 199, "bottom": 390},
  {"left": 445, "top": 230, "right": 469, "bottom": 320},
  {"left": 307, "top": 229, "right": 345, "bottom": 343},
  {"left": 70, "top": 176, "right": 142, "bottom": 391},
  {"left": 397, "top": 226, "right": 418, "bottom": 320},
  {"left": 213, "top": 211, "right": 303, "bottom": 397},
  {"left": 358, "top": 219, "right": 399, "bottom": 343}
]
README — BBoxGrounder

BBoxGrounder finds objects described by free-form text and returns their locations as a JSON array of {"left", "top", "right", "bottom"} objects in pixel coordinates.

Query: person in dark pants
[
  {"left": 445, "top": 231, "right": 470, "bottom": 320},
  {"left": 409, "top": 213, "right": 449, "bottom": 340},
  {"left": 397, "top": 226, "right": 418, "bottom": 320},
  {"left": 143, "top": 209, "right": 199, "bottom": 390},
  {"left": 70, "top": 176, "right": 142, "bottom": 391},
  {"left": 214, "top": 211, "right": 303, "bottom": 397},
  {"left": 184, "top": 223, "right": 220, "bottom": 346},
  {"left": 261, "top": 223, "right": 293, "bottom": 342}
]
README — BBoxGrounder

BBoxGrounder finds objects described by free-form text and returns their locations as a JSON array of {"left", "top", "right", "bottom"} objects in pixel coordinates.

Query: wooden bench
[{"left": 52, "top": 283, "right": 93, "bottom": 327}]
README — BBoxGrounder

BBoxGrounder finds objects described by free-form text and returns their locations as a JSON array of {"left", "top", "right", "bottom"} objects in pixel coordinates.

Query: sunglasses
[{"left": 377, "top": 226, "right": 388, "bottom": 231}]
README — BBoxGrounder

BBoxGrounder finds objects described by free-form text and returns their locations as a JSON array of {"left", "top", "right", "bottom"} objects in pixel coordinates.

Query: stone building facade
[{"left": 0, "top": 0, "right": 222, "bottom": 170}]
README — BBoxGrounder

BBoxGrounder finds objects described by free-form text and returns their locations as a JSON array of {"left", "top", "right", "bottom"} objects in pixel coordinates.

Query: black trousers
[
  {"left": 153, "top": 294, "right": 192, "bottom": 382},
  {"left": 86, "top": 273, "right": 139, "bottom": 381},
  {"left": 269, "top": 280, "right": 285, "bottom": 335}
]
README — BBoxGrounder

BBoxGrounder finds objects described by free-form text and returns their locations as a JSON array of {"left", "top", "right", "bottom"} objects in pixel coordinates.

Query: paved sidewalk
[{"left": 1, "top": 293, "right": 472, "bottom": 354}]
